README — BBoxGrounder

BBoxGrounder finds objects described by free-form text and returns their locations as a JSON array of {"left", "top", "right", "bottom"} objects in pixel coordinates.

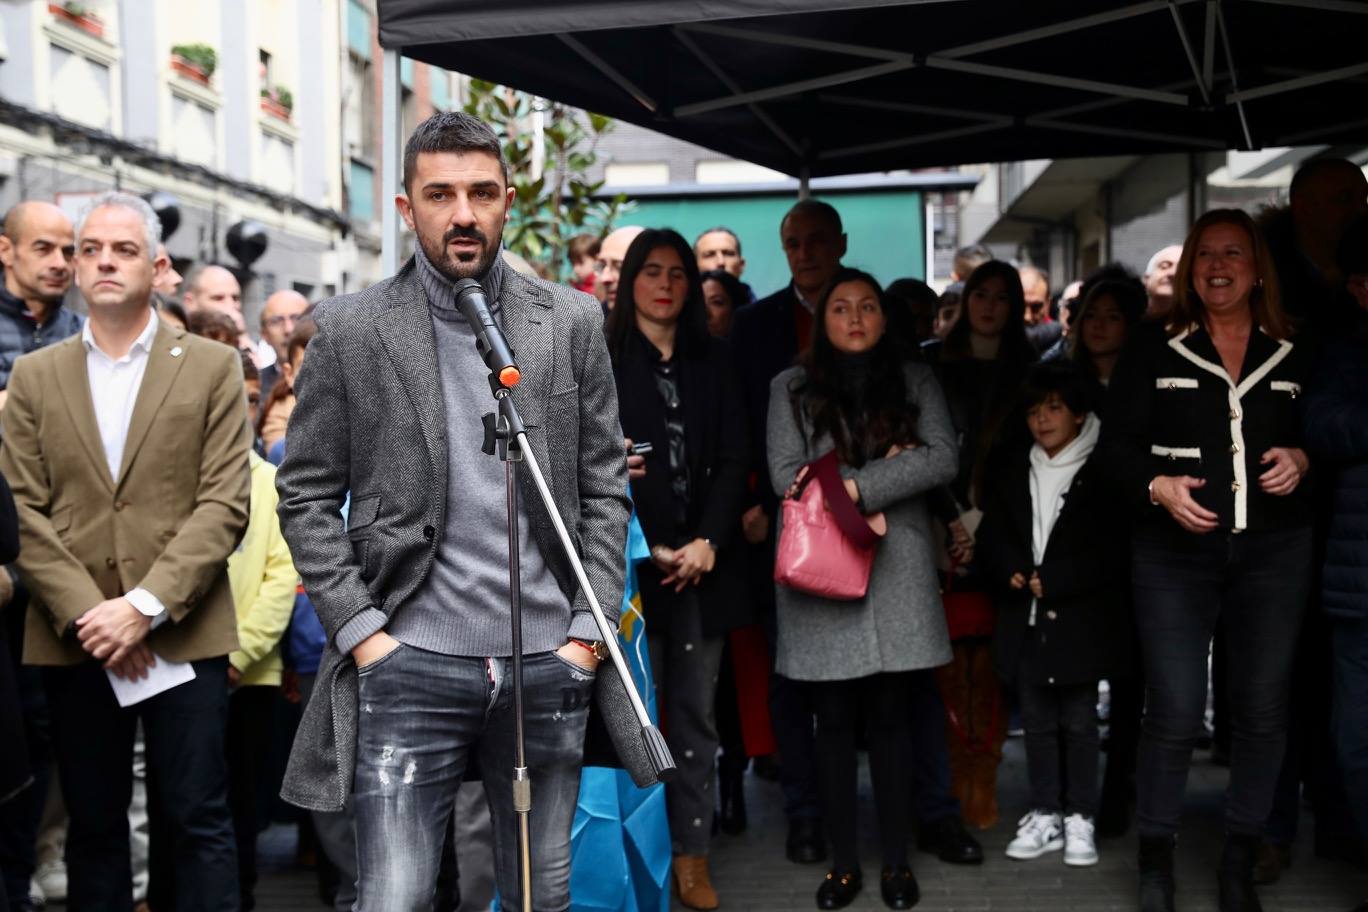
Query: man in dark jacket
[
  {"left": 1261, "top": 158, "right": 1367, "bottom": 341},
  {"left": 0, "top": 200, "right": 81, "bottom": 912},
  {"left": 730, "top": 199, "right": 844, "bottom": 864},
  {"left": 1257, "top": 159, "right": 1368, "bottom": 879},
  {"left": 0, "top": 201, "right": 83, "bottom": 401},
  {"left": 1304, "top": 223, "right": 1368, "bottom": 912}
]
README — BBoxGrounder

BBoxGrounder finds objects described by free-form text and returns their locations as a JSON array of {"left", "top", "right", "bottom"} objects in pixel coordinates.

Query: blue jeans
[
  {"left": 1133, "top": 527, "right": 1311, "bottom": 838},
  {"left": 352, "top": 644, "right": 592, "bottom": 912}
]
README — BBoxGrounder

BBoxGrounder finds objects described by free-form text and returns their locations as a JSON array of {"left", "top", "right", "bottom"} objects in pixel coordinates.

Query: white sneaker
[
  {"left": 34, "top": 859, "right": 67, "bottom": 901},
  {"left": 1063, "top": 814, "right": 1099, "bottom": 866},
  {"left": 1005, "top": 810, "right": 1064, "bottom": 860}
]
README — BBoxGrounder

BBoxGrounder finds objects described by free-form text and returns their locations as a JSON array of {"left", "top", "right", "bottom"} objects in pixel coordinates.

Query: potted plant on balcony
[
  {"left": 49, "top": 3, "right": 104, "bottom": 39},
  {"left": 170, "top": 44, "right": 217, "bottom": 86},
  {"left": 260, "top": 86, "right": 294, "bottom": 122}
]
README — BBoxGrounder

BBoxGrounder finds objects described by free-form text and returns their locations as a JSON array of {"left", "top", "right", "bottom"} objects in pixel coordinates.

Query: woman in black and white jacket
[{"left": 1102, "top": 209, "right": 1313, "bottom": 912}]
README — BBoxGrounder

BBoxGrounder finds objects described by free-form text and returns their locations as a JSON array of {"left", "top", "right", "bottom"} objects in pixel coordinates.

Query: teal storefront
[{"left": 622, "top": 188, "right": 928, "bottom": 298}]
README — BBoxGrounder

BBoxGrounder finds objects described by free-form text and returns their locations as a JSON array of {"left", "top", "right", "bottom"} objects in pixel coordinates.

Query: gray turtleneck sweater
[{"left": 334, "top": 247, "right": 574, "bottom": 658}]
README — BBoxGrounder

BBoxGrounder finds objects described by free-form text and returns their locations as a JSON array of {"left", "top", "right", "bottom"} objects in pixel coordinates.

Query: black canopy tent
[
  {"left": 372, "top": 0, "right": 1368, "bottom": 263},
  {"left": 378, "top": 0, "right": 1368, "bottom": 172}
]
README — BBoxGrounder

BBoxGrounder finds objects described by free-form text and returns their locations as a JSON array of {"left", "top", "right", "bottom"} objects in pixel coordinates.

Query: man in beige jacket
[{"left": 0, "top": 191, "right": 251, "bottom": 912}]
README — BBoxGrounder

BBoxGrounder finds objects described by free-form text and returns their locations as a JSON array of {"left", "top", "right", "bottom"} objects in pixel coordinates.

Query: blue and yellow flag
[{"left": 568, "top": 511, "right": 670, "bottom": 912}]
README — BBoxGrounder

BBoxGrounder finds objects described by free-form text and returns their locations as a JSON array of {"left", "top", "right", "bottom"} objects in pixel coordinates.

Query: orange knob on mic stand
[{"left": 499, "top": 366, "right": 522, "bottom": 388}]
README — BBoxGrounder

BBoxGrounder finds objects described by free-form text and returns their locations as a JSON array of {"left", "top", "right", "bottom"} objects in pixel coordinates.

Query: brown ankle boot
[{"left": 673, "top": 855, "right": 720, "bottom": 910}]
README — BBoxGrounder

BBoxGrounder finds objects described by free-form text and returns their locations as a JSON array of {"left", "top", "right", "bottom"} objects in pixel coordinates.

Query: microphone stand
[{"left": 480, "top": 378, "right": 675, "bottom": 912}]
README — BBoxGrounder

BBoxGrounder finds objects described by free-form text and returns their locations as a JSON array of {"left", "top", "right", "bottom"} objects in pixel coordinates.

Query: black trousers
[
  {"left": 1133, "top": 527, "right": 1311, "bottom": 839},
  {"left": 1017, "top": 674, "right": 1100, "bottom": 817},
  {"left": 763, "top": 612, "right": 820, "bottom": 820},
  {"left": 43, "top": 657, "right": 238, "bottom": 912},
  {"left": 226, "top": 685, "right": 276, "bottom": 911},
  {"left": 812, "top": 672, "right": 915, "bottom": 870}
]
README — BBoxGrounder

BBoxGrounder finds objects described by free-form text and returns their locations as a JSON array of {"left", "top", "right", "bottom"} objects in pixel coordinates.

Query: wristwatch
[{"left": 569, "top": 638, "right": 609, "bottom": 661}]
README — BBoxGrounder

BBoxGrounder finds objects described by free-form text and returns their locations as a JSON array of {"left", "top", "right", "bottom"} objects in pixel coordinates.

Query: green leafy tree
[{"left": 462, "top": 80, "right": 630, "bottom": 281}]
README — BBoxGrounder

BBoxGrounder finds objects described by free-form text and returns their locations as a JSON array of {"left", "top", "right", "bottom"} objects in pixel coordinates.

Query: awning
[{"left": 377, "top": 0, "right": 1368, "bottom": 178}]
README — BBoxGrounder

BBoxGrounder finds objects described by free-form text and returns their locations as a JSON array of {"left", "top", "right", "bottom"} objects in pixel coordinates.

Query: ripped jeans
[{"left": 352, "top": 644, "right": 594, "bottom": 912}]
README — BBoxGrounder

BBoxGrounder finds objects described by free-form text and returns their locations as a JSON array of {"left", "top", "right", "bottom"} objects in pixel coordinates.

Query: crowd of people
[{"left": 0, "top": 107, "right": 1363, "bottom": 912}]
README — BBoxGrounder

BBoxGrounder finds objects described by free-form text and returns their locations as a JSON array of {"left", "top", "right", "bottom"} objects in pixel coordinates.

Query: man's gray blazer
[{"left": 276, "top": 258, "right": 649, "bottom": 812}]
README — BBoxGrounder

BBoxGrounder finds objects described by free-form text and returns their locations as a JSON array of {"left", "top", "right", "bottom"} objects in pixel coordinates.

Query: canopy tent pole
[{"left": 382, "top": 48, "right": 402, "bottom": 276}]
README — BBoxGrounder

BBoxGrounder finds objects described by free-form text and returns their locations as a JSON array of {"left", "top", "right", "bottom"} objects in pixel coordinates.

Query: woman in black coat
[
  {"left": 1103, "top": 209, "right": 1313, "bottom": 912},
  {"left": 605, "top": 228, "right": 749, "bottom": 909},
  {"left": 922, "top": 260, "right": 1038, "bottom": 831}
]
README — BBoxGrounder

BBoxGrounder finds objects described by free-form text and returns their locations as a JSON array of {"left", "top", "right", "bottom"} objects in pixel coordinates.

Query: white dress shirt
[{"left": 82, "top": 308, "right": 167, "bottom": 625}]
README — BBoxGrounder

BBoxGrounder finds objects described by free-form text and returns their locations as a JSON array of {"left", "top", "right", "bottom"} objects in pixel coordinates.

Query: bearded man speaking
[{"left": 275, "top": 111, "right": 632, "bottom": 910}]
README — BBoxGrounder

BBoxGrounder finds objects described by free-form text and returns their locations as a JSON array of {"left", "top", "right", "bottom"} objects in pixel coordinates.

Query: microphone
[{"left": 453, "top": 278, "right": 521, "bottom": 388}]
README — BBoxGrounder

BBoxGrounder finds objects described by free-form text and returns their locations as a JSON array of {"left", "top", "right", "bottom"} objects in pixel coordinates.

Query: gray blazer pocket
[
  {"left": 347, "top": 494, "right": 381, "bottom": 532},
  {"left": 347, "top": 495, "right": 380, "bottom": 580}
]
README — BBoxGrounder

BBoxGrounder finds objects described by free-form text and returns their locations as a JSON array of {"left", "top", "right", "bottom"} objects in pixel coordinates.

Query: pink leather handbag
[{"left": 774, "top": 451, "right": 885, "bottom": 600}]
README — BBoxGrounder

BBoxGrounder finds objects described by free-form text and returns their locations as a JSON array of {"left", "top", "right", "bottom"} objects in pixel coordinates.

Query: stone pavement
[{"left": 255, "top": 739, "right": 1368, "bottom": 911}]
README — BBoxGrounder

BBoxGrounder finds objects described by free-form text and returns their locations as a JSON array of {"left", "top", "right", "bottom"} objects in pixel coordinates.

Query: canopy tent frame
[{"left": 376, "top": 0, "right": 1368, "bottom": 264}]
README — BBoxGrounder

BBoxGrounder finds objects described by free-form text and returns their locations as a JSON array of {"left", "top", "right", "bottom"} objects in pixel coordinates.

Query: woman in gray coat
[{"left": 768, "top": 268, "right": 958, "bottom": 911}]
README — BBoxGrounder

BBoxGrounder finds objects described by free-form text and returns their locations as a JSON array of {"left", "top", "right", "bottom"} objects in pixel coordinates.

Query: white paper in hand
[{"left": 105, "top": 656, "right": 196, "bottom": 707}]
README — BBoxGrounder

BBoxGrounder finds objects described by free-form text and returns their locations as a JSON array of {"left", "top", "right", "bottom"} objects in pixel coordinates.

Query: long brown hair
[
  {"left": 1167, "top": 208, "right": 1292, "bottom": 340},
  {"left": 941, "top": 260, "right": 1036, "bottom": 365},
  {"left": 790, "top": 268, "right": 919, "bottom": 467}
]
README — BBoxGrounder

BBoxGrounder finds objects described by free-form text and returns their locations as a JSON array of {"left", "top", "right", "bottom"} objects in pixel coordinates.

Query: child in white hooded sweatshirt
[{"left": 977, "top": 363, "right": 1133, "bottom": 870}]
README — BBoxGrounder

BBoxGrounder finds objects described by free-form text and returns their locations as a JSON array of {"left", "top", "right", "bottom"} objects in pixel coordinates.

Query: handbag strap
[{"left": 810, "top": 451, "right": 881, "bottom": 550}]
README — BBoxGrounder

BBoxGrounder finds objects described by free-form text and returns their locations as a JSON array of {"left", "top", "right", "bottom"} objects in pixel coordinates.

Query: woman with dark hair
[
  {"left": 1069, "top": 277, "right": 1147, "bottom": 390},
  {"left": 603, "top": 228, "right": 749, "bottom": 910},
  {"left": 887, "top": 277, "right": 940, "bottom": 348},
  {"left": 924, "top": 260, "right": 1038, "bottom": 830},
  {"left": 1103, "top": 209, "right": 1313, "bottom": 912},
  {"left": 768, "top": 268, "right": 957, "bottom": 910},
  {"left": 700, "top": 268, "right": 745, "bottom": 339}
]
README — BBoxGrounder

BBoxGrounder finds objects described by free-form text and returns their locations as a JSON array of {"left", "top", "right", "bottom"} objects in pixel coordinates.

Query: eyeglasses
[{"left": 264, "top": 314, "right": 300, "bottom": 329}]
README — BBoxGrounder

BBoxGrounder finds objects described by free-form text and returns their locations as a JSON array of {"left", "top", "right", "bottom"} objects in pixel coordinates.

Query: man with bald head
[
  {"left": 1263, "top": 157, "right": 1368, "bottom": 339},
  {"left": 1143, "top": 244, "right": 1183, "bottom": 319},
  {"left": 1019, "top": 265, "right": 1064, "bottom": 353},
  {"left": 0, "top": 199, "right": 84, "bottom": 911},
  {"left": 0, "top": 201, "right": 84, "bottom": 399},
  {"left": 183, "top": 264, "right": 248, "bottom": 348},
  {"left": 595, "top": 225, "right": 643, "bottom": 312},
  {"left": 257, "top": 289, "right": 309, "bottom": 398}
]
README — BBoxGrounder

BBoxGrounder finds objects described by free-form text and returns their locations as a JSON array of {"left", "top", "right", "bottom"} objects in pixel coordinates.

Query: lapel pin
[{"left": 170, "top": 346, "right": 183, "bottom": 358}]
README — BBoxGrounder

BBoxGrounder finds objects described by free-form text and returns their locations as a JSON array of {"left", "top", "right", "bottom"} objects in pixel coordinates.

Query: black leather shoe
[
  {"left": 1138, "top": 835, "right": 1176, "bottom": 912},
  {"left": 787, "top": 817, "right": 827, "bottom": 864},
  {"left": 1218, "top": 834, "right": 1264, "bottom": 912},
  {"left": 816, "top": 869, "right": 862, "bottom": 910},
  {"left": 718, "top": 766, "right": 748, "bottom": 835},
  {"left": 1252, "top": 841, "right": 1290, "bottom": 885},
  {"left": 916, "top": 816, "right": 983, "bottom": 865},
  {"left": 752, "top": 753, "right": 782, "bottom": 781},
  {"left": 880, "top": 865, "right": 920, "bottom": 909}
]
